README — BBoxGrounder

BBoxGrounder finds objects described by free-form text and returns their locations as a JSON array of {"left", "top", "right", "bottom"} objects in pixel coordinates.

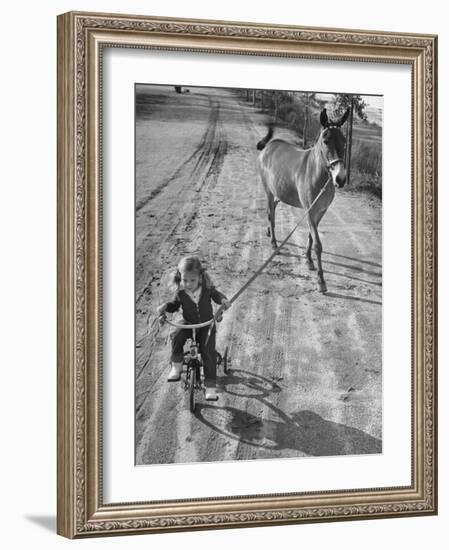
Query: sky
[
  {"left": 363, "top": 95, "right": 383, "bottom": 109},
  {"left": 316, "top": 92, "right": 383, "bottom": 124},
  {"left": 317, "top": 92, "right": 382, "bottom": 109}
]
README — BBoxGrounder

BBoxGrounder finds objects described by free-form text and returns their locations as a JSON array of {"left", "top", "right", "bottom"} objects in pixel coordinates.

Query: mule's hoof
[
  {"left": 307, "top": 261, "right": 316, "bottom": 271},
  {"left": 319, "top": 282, "right": 328, "bottom": 294},
  {"left": 271, "top": 242, "right": 278, "bottom": 250},
  {"left": 267, "top": 228, "right": 271, "bottom": 237}
]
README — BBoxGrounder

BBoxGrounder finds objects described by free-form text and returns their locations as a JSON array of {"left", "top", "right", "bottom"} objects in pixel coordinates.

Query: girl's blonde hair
[{"left": 168, "top": 255, "right": 214, "bottom": 292}]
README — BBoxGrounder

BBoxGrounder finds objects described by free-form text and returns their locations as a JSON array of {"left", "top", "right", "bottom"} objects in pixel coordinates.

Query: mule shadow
[
  {"left": 196, "top": 402, "right": 381, "bottom": 456},
  {"left": 194, "top": 368, "right": 381, "bottom": 457},
  {"left": 283, "top": 241, "right": 381, "bottom": 268},
  {"left": 277, "top": 250, "right": 382, "bottom": 289},
  {"left": 279, "top": 248, "right": 381, "bottom": 278},
  {"left": 325, "top": 291, "right": 382, "bottom": 306},
  {"left": 323, "top": 258, "right": 381, "bottom": 278},
  {"left": 324, "top": 270, "right": 382, "bottom": 288}
]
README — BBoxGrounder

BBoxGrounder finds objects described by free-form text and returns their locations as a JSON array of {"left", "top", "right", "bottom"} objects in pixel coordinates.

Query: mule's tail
[{"left": 257, "top": 125, "right": 274, "bottom": 151}]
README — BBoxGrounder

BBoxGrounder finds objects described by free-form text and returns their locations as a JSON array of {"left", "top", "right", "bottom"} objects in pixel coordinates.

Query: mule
[{"left": 257, "top": 108, "right": 349, "bottom": 293}]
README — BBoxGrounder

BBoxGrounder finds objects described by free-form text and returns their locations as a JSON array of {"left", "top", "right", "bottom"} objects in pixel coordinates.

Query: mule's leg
[
  {"left": 266, "top": 201, "right": 271, "bottom": 238},
  {"left": 305, "top": 232, "right": 315, "bottom": 270},
  {"left": 309, "top": 222, "right": 327, "bottom": 293},
  {"left": 267, "top": 193, "right": 278, "bottom": 249}
]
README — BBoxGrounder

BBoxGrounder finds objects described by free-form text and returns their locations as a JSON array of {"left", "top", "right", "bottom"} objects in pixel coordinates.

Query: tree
[{"left": 331, "top": 94, "right": 367, "bottom": 121}]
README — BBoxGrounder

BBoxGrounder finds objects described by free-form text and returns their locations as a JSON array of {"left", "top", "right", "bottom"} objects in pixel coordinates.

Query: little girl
[{"left": 157, "top": 255, "right": 230, "bottom": 401}]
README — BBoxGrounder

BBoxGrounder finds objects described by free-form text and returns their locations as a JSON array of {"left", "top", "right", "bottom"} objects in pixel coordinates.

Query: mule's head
[{"left": 319, "top": 108, "right": 349, "bottom": 188}]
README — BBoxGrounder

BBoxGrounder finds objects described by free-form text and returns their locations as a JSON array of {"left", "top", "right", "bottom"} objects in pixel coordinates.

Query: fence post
[
  {"left": 303, "top": 105, "right": 309, "bottom": 148},
  {"left": 346, "top": 97, "right": 354, "bottom": 186}
]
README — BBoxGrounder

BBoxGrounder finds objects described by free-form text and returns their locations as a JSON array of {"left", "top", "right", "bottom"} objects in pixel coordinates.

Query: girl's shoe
[
  {"left": 167, "top": 363, "right": 182, "bottom": 381},
  {"left": 205, "top": 386, "right": 219, "bottom": 401}
]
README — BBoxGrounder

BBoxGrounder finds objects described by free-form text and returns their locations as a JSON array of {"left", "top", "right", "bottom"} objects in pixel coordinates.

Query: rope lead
[{"left": 206, "top": 177, "right": 332, "bottom": 344}]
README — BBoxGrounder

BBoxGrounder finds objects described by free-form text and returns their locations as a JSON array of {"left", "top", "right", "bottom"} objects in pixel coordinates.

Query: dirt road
[{"left": 135, "top": 85, "right": 382, "bottom": 465}]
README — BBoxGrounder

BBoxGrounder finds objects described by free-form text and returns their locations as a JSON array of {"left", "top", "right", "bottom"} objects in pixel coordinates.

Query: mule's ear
[
  {"left": 338, "top": 108, "right": 350, "bottom": 127},
  {"left": 320, "top": 108, "right": 329, "bottom": 127}
]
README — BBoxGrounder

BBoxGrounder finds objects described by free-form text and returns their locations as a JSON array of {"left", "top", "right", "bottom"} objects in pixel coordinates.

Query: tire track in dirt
[
  {"left": 216, "top": 118, "right": 278, "bottom": 460},
  {"left": 282, "top": 193, "right": 382, "bottom": 448},
  {"left": 136, "top": 366, "right": 180, "bottom": 463},
  {"left": 156, "top": 94, "right": 296, "bottom": 461},
  {"left": 221, "top": 96, "right": 380, "bottom": 458},
  {"left": 135, "top": 104, "right": 227, "bottom": 302},
  {"left": 232, "top": 293, "right": 289, "bottom": 460},
  {"left": 135, "top": 96, "right": 220, "bottom": 289},
  {"left": 136, "top": 95, "right": 219, "bottom": 212},
  {"left": 185, "top": 95, "right": 271, "bottom": 462},
  {"left": 223, "top": 98, "right": 314, "bottom": 459},
  {"left": 136, "top": 90, "right": 232, "bottom": 463},
  {"left": 204, "top": 102, "right": 275, "bottom": 460},
  {"left": 135, "top": 94, "right": 228, "bottom": 396},
  {"left": 192, "top": 97, "right": 298, "bottom": 462},
  {"left": 169, "top": 98, "right": 264, "bottom": 463}
]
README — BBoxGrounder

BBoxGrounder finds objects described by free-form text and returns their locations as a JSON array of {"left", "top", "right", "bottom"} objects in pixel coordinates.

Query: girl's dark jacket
[{"left": 164, "top": 286, "right": 228, "bottom": 324}]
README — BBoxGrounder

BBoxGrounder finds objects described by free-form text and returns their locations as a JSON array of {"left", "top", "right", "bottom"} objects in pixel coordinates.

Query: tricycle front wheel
[
  {"left": 189, "top": 367, "right": 196, "bottom": 412},
  {"left": 223, "top": 346, "right": 229, "bottom": 374}
]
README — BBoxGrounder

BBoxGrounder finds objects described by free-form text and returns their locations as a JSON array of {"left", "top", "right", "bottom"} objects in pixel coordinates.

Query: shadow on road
[
  {"left": 323, "top": 258, "right": 381, "bottom": 277},
  {"left": 283, "top": 242, "right": 382, "bottom": 268},
  {"left": 277, "top": 250, "right": 382, "bottom": 288},
  {"left": 325, "top": 291, "right": 382, "bottom": 306},
  {"left": 324, "top": 269, "right": 382, "bottom": 288},
  {"left": 194, "top": 369, "right": 382, "bottom": 457},
  {"left": 279, "top": 248, "right": 381, "bottom": 278},
  {"left": 218, "top": 368, "right": 282, "bottom": 399}
]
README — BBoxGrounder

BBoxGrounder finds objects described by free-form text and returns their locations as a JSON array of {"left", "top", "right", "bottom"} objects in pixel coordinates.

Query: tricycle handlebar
[{"left": 162, "top": 317, "right": 215, "bottom": 330}]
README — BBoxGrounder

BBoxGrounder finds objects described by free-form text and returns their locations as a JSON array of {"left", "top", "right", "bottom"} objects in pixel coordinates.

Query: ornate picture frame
[{"left": 57, "top": 11, "right": 437, "bottom": 538}]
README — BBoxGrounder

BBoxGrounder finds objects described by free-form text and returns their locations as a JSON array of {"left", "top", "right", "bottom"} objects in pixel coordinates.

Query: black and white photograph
[{"left": 135, "top": 83, "right": 383, "bottom": 466}]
